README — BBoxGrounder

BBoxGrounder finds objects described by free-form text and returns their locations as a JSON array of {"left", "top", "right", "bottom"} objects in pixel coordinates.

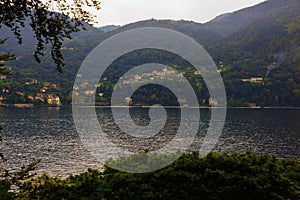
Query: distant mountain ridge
[
  {"left": 206, "top": 0, "right": 298, "bottom": 36},
  {"left": 98, "top": 25, "right": 121, "bottom": 32},
  {"left": 2, "top": 0, "right": 298, "bottom": 70}
]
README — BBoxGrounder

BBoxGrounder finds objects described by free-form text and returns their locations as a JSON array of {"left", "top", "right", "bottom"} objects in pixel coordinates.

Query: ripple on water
[{"left": 0, "top": 107, "right": 299, "bottom": 177}]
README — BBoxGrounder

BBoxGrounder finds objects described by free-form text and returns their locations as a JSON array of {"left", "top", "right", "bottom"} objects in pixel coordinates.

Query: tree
[
  {"left": 0, "top": 1, "right": 101, "bottom": 197},
  {"left": 0, "top": 45, "right": 15, "bottom": 77},
  {"left": 0, "top": 0, "right": 101, "bottom": 72}
]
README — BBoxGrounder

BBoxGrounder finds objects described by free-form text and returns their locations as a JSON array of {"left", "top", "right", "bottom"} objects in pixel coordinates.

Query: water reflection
[{"left": 0, "top": 107, "right": 299, "bottom": 177}]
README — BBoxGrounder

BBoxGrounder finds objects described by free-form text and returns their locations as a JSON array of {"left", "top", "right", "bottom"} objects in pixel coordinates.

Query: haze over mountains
[{"left": 1, "top": 0, "right": 300, "bottom": 106}]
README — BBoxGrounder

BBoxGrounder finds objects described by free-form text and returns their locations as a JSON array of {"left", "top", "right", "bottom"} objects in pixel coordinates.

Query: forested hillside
[{"left": 0, "top": 0, "right": 299, "bottom": 106}]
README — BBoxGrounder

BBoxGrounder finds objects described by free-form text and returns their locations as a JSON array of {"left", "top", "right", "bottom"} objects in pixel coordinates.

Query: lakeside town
[
  {"left": 0, "top": 64, "right": 268, "bottom": 108},
  {"left": 0, "top": 70, "right": 62, "bottom": 107}
]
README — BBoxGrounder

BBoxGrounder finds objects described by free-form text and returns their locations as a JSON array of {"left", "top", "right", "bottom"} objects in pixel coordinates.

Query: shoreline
[{"left": 1, "top": 104, "right": 300, "bottom": 109}]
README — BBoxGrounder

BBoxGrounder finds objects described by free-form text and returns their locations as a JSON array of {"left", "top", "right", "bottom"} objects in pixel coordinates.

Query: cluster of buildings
[
  {"left": 35, "top": 93, "right": 61, "bottom": 105},
  {"left": 32, "top": 81, "right": 61, "bottom": 105},
  {"left": 120, "top": 67, "right": 186, "bottom": 85},
  {"left": 0, "top": 79, "right": 61, "bottom": 106},
  {"left": 240, "top": 77, "right": 264, "bottom": 84}
]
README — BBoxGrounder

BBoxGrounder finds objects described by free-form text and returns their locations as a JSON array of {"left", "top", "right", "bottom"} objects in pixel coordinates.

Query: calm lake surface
[{"left": 0, "top": 107, "right": 299, "bottom": 177}]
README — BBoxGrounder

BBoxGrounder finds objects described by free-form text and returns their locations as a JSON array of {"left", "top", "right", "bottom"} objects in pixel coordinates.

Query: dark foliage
[
  {"left": 0, "top": 0, "right": 100, "bottom": 72},
  {"left": 15, "top": 152, "right": 300, "bottom": 200}
]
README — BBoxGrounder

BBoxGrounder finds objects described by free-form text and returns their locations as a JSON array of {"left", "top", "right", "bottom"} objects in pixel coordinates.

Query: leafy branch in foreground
[
  {"left": 0, "top": 47, "right": 15, "bottom": 76},
  {"left": 0, "top": 0, "right": 101, "bottom": 72}
]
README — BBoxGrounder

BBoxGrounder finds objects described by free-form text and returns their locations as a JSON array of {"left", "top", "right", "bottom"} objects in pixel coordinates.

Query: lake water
[{"left": 0, "top": 107, "right": 299, "bottom": 177}]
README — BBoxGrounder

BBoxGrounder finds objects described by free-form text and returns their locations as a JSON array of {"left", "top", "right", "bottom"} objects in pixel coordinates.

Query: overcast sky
[{"left": 92, "top": 0, "right": 266, "bottom": 27}]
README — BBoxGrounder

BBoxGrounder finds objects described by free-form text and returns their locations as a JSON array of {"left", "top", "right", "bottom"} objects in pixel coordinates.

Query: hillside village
[
  {"left": 0, "top": 62, "right": 271, "bottom": 107},
  {"left": 0, "top": 68, "right": 61, "bottom": 106},
  {"left": 73, "top": 65, "right": 268, "bottom": 107}
]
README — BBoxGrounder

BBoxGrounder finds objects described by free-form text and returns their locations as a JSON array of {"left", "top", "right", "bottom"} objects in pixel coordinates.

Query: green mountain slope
[
  {"left": 227, "top": 0, "right": 300, "bottom": 71},
  {"left": 206, "top": 0, "right": 300, "bottom": 106},
  {"left": 205, "top": 0, "right": 298, "bottom": 36},
  {"left": 0, "top": 0, "right": 299, "bottom": 106}
]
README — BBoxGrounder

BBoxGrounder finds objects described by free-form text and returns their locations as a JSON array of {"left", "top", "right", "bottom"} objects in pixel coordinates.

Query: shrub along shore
[{"left": 1, "top": 151, "right": 300, "bottom": 200}]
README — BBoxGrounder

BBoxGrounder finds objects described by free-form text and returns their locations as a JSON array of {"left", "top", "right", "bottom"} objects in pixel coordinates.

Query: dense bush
[{"left": 11, "top": 152, "right": 300, "bottom": 200}]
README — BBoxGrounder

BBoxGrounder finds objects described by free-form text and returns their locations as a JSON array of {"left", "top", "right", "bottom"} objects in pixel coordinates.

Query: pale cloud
[{"left": 94, "top": 0, "right": 265, "bottom": 26}]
